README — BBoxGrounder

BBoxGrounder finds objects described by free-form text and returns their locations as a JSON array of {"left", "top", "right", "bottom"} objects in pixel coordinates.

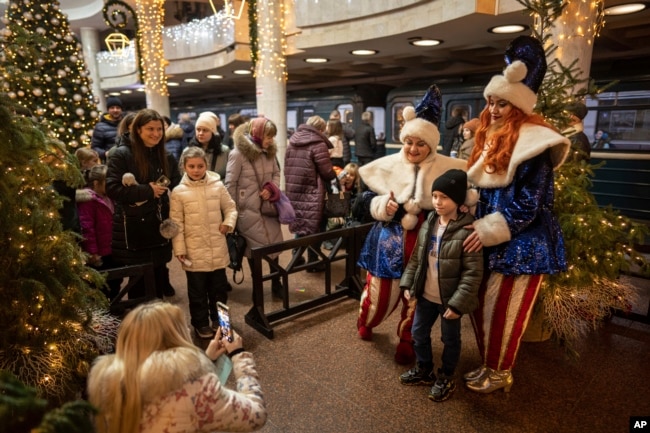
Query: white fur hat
[
  {"left": 399, "top": 84, "right": 442, "bottom": 153},
  {"left": 483, "top": 36, "right": 547, "bottom": 115},
  {"left": 195, "top": 112, "right": 218, "bottom": 134}
]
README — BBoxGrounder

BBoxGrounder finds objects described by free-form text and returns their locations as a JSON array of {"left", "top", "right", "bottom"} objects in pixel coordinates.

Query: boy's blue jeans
[{"left": 411, "top": 296, "right": 461, "bottom": 377}]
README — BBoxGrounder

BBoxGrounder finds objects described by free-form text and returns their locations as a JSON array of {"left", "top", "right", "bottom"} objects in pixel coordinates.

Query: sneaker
[
  {"left": 428, "top": 375, "right": 456, "bottom": 402},
  {"left": 399, "top": 366, "right": 436, "bottom": 386},
  {"left": 195, "top": 326, "right": 215, "bottom": 339}
]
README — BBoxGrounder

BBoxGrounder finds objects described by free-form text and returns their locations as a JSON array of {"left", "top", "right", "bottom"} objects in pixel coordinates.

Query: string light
[
  {"left": 134, "top": 0, "right": 169, "bottom": 96},
  {"left": 254, "top": 0, "right": 288, "bottom": 81},
  {"left": 558, "top": 0, "right": 605, "bottom": 45}
]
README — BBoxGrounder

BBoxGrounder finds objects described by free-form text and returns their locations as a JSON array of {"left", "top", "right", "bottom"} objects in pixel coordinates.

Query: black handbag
[
  {"left": 324, "top": 180, "right": 351, "bottom": 218},
  {"left": 123, "top": 201, "right": 169, "bottom": 251},
  {"left": 226, "top": 231, "right": 247, "bottom": 284}
]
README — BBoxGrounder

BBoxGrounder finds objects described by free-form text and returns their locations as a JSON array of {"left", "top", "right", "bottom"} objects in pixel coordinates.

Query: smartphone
[
  {"left": 156, "top": 175, "right": 171, "bottom": 187},
  {"left": 216, "top": 302, "right": 233, "bottom": 342}
]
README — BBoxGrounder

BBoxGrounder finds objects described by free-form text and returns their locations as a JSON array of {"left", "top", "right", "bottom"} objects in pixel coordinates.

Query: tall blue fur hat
[
  {"left": 484, "top": 35, "right": 547, "bottom": 114},
  {"left": 399, "top": 84, "right": 442, "bottom": 153}
]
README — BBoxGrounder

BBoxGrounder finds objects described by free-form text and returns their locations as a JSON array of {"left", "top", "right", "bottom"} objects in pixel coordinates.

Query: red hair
[{"left": 467, "top": 105, "right": 552, "bottom": 174}]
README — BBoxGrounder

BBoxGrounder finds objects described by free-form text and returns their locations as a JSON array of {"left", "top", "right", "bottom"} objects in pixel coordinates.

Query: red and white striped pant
[{"left": 470, "top": 272, "right": 543, "bottom": 371}]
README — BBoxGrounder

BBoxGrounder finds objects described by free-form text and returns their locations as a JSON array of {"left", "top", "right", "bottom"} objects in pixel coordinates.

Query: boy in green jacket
[{"left": 398, "top": 169, "right": 483, "bottom": 402}]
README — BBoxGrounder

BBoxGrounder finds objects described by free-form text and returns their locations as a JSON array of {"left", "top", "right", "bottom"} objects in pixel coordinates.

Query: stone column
[
  {"left": 79, "top": 27, "right": 104, "bottom": 110},
  {"left": 134, "top": 0, "right": 170, "bottom": 116},
  {"left": 254, "top": 0, "right": 288, "bottom": 181}
]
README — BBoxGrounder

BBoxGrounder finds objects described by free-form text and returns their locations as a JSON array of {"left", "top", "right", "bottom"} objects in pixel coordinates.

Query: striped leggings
[{"left": 470, "top": 272, "right": 543, "bottom": 371}]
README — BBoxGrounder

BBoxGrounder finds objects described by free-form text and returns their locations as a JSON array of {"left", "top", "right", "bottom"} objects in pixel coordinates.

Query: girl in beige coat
[{"left": 170, "top": 147, "right": 238, "bottom": 339}]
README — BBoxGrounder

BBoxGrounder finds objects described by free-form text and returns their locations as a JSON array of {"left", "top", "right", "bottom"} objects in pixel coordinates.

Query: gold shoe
[
  {"left": 465, "top": 369, "right": 513, "bottom": 394},
  {"left": 463, "top": 365, "right": 488, "bottom": 382}
]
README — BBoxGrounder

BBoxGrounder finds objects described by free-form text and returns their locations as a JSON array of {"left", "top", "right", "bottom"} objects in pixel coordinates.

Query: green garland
[{"left": 248, "top": 0, "right": 258, "bottom": 70}]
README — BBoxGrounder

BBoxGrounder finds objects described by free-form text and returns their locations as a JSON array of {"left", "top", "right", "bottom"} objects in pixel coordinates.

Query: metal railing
[{"left": 245, "top": 223, "right": 372, "bottom": 338}]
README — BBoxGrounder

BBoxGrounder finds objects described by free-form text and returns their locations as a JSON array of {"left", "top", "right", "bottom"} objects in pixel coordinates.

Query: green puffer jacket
[{"left": 400, "top": 211, "right": 483, "bottom": 314}]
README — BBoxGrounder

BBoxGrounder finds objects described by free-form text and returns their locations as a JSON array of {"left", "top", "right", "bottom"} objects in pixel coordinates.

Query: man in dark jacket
[
  {"left": 354, "top": 111, "right": 377, "bottom": 166},
  {"left": 565, "top": 102, "right": 591, "bottom": 162},
  {"left": 92, "top": 96, "right": 124, "bottom": 162},
  {"left": 441, "top": 107, "right": 466, "bottom": 156}
]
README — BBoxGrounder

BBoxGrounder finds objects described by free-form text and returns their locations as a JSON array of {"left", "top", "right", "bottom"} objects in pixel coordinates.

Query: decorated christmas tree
[
  {"left": 520, "top": 0, "right": 648, "bottom": 350},
  {"left": 0, "top": 0, "right": 97, "bottom": 151}
]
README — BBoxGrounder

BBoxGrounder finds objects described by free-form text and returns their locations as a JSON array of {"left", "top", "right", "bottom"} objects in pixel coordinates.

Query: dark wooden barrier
[
  {"left": 245, "top": 223, "right": 372, "bottom": 338},
  {"left": 105, "top": 263, "right": 157, "bottom": 316}
]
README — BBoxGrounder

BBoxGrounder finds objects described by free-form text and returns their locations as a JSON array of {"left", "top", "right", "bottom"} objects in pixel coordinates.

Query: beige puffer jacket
[{"left": 170, "top": 171, "right": 238, "bottom": 272}]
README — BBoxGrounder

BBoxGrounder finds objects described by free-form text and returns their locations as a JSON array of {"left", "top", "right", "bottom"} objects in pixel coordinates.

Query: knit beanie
[
  {"left": 195, "top": 112, "right": 218, "bottom": 134},
  {"left": 431, "top": 169, "right": 467, "bottom": 206},
  {"left": 463, "top": 118, "right": 480, "bottom": 134},
  {"left": 566, "top": 102, "right": 588, "bottom": 120},
  {"left": 483, "top": 36, "right": 547, "bottom": 115},
  {"left": 106, "top": 96, "right": 123, "bottom": 109},
  {"left": 399, "top": 84, "right": 442, "bottom": 153}
]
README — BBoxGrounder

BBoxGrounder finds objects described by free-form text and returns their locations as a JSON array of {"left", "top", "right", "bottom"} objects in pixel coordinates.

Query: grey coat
[
  {"left": 400, "top": 211, "right": 483, "bottom": 314},
  {"left": 225, "top": 124, "right": 283, "bottom": 257}
]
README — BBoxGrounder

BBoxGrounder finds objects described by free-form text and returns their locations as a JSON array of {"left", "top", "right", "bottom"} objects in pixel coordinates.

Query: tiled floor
[{"left": 166, "top": 244, "right": 650, "bottom": 433}]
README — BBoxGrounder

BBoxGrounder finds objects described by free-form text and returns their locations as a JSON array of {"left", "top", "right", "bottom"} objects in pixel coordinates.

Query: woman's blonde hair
[
  {"left": 88, "top": 301, "right": 202, "bottom": 433},
  {"left": 343, "top": 162, "right": 361, "bottom": 191},
  {"left": 306, "top": 115, "right": 326, "bottom": 133}
]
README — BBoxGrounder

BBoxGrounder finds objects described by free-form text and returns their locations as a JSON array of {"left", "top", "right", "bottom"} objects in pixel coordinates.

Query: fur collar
[
  {"left": 359, "top": 150, "right": 466, "bottom": 210},
  {"left": 467, "top": 123, "right": 569, "bottom": 188},
  {"left": 233, "top": 123, "right": 278, "bottom": 162}
]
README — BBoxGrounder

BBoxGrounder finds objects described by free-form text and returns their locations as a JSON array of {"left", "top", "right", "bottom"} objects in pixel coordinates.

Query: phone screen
[
  {"left": 156, "top": 175, "right": 171, "bottom": 187},
  {"left": 216, "top": 302, "right": 233, "bottom": 342}
]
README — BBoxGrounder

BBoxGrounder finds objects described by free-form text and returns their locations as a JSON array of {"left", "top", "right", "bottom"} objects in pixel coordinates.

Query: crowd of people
[{"left": 51, "top": 33, "right": 583, "bottom": 431}]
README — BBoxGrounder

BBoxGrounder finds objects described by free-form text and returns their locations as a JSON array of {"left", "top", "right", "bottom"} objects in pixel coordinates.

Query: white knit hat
[
  {"left": 399, "top": 84, "right": 442, "bottom": 153},
  {"left": 483, "top": 36, "right": 547, "bottom": 115},
  {"left": 195, "top": 112, "right": 218, "bottom": 134}
]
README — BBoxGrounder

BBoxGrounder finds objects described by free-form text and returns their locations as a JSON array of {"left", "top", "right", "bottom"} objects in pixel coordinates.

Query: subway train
[{"left": 171, "top": 76, "right": 650, "bottom": 224}]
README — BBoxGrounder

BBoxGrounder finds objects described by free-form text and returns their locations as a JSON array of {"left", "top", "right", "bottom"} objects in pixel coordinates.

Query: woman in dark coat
[
  {"left": 106, "top": 109, "right": 181, "bottom": 299},
  {"left": 284, "top": 115, "right": 336, "bottom": 267}
]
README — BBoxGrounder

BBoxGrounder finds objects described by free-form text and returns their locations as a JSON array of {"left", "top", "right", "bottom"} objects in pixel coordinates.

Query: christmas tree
[
  {"left": 520, "top": 0, "right": 648, "bottom": 350},
  {"left": 0, "top": 87, "right": 118, "bottom": 403},
  {"left": 0, "top": 0, "right": 97, "bottom": 151}
]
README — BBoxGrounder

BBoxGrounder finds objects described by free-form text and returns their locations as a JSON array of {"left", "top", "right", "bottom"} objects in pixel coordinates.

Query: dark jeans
[
  {"left": 126, "top": 263, "right": 171, "bottom": 299},
  {"left": 186, "top": 269, "right": 229, "bottom": 328},
  {"left": 411, "top": 296, "right": 461, "bottom": 376}
]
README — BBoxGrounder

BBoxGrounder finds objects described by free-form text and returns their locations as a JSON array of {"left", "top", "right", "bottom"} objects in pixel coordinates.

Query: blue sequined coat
[{"left": 467, "top": 123, "right": 570, "bottom": 276}]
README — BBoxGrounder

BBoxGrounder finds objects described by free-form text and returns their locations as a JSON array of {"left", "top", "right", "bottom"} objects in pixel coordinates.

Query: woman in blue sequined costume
[{"left": 462, "top": 36, "right": 570, "bottom": 393}]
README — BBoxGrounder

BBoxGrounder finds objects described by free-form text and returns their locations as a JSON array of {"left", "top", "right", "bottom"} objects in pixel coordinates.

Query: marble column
[
  {"left": 79, "top": 27, "right": 104, "bottom": 110},
  {"left": 254, "top": 0, "right": 288, "bottom": 183}
]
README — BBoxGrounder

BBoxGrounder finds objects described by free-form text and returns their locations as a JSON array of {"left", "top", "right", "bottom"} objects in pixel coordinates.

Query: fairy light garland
[
  {"left": 254, "top": 0, "right": 287, "bottom": 81},
  {"left": 557, "top": 0, "right": 605, "bottom": 45},
  {"left": 134, "top": 0, "right": 169, "bottom": 96}
]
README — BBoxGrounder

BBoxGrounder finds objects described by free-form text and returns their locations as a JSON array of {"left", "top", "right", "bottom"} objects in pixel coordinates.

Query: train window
[
  {"left": 367, "top": 106, "right": 385, "bottom": 136},
  {"left": 391, "top": 102, "right": 413, "bottom": 142},
  {"left": 287, "top": 110, "right": 298, "bottom": 131},
  {"left": 337, "top": 104, "right": 354, "bottom": 126},
  {"left": 301, "top": 108, "right": 315, "bottom": 124},
  {"left": 585, "top": 91, "right": 650, "bottom": 151}
]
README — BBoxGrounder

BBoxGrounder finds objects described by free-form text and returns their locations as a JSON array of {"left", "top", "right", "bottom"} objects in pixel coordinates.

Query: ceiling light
[
  {"left": 233, "top": 69, "right": 252, "bottom": 75},
  {"left": 604, "top": 3, "right": 646, "bottom": 15},
  {"left": 488, "top": 24, "right": 528, "bottom": 34},
  {"left": 207, "top": 74, "right": 224, "bottom": 79},
  {"left": 136, "top": 88, "right": 146, "bottom": 92},
  {"left": 409, "top": 38, "right": 442, "bottom": 47},
  {"left": 351, "top": 49, "right": 377, "bottom": 56},
  {"left": 305, "top": 58, "right": 329, "bottom": 63},
  {"left": 167, "top": 82, "right": 180, "bottom": 87},
  {"left": 121, "top": 90, "right": 132, "bottom": 94},
  {"left": 109, "top": 92, "right": 121, "bottom": 96},
  {"left": 184, "top": 78, "right": 200, "bottom": 83}
]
